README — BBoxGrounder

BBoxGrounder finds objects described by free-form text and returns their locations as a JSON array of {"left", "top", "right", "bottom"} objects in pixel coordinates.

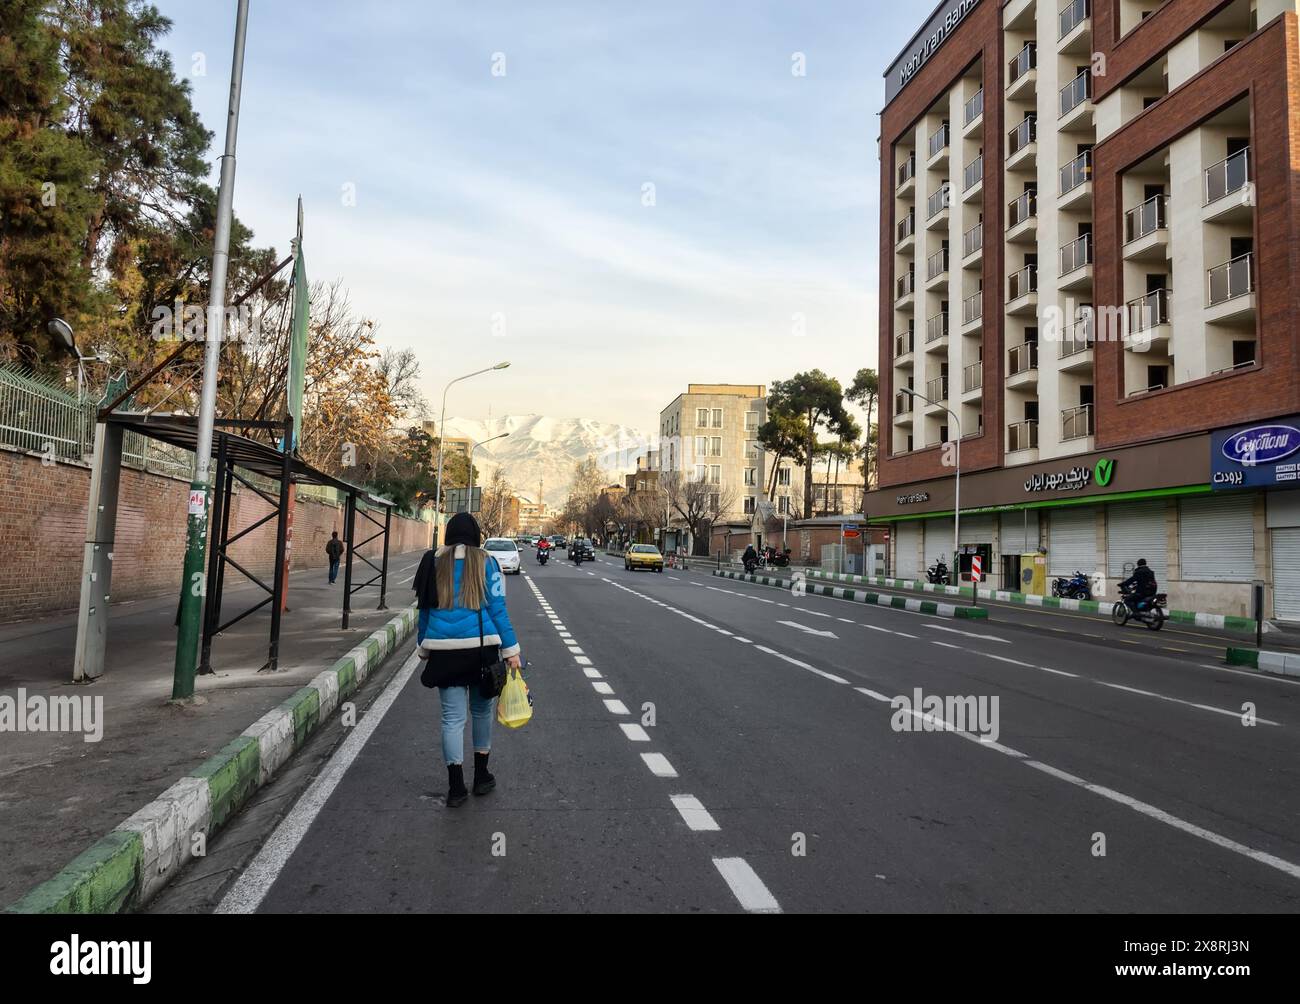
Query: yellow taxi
[{"left": 624, "top": 543, "right": 664, "bottom": 573}]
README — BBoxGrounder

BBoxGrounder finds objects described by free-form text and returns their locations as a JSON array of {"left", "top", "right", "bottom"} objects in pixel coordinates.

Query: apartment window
[
  {"left": 712, "top": 408, "right": 723, "bottom": 427},
  {"left": 744, "top": 496, "right": 756, "bottom": 515},
  {"left": 694, "top": 435, "right": 708, "bottom": 458},
  {"left": 777, "top": 468, "right": 792, "bottom": 487},
  {"left": 711, "top": 437, "right": 722, "bottom": 457},
  {"left": 1231, "top": 340, "right": 1256, "bottom": 369},
  {"left": 745, "top": 411, "right": 758, "bottom": 431},
  {"left": 696, "top": 408, "right": 710, "bottom": 427},
  {"left": 694, "top": 464, "right": 707, "bottom": 482},
  {"left": 709, "top": 493, "right": 721, "bottom": 512},
  {"left": 744, "top": 467, "right": 757, "bottom": 486},
  {"left": 778, "top": 496, "right": 791, "bottom": 515},
  {"left": 710, "top": 465, "right": 721, "bottom": 485}
]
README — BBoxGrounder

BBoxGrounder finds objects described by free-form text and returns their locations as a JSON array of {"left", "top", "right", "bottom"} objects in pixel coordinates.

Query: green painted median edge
[
  {"left": 6, "top": 602, "right": 418, "bottom": 914},
  {"left": 714, "top": 570, "right": 989, "bottom": 620},
  {"left": 1225, "top": 648, "right": 1259, "bottom": 668}
]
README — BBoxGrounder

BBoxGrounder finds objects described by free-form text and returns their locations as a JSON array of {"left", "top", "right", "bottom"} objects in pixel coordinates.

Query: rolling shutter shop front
[
  {"left": 1273, "top": 528, "right": 1300, "bottom": 623},
  {"left": 894, "top": 521, "right": 921, "bottom": 578},
  {"left": 959, "top": 514, "right": 994, "bottom": 546},
  {"left": 924, "top": 518, "right": 953, "bottom": 565},
  {"left": 1048, "top": 506, "right": 1097, "bottom": 577},
  {"left": 1000, "top": 510, "right": 1039, "bottom": 555},
  {"left": 1106, "top": 500, "right": 1168, "bottom": 581},
  {"left": 1179, "top": 494, "right": 1255, "bottom": 582}
]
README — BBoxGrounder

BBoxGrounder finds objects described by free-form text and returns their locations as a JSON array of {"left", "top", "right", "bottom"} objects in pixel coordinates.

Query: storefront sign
[
  {"left": 1024, "top": 465, "right": 1092, "bottom": 493},
  {"left": 897, "top": 492, "right": 931, "bottom": 505},
  {"left": 1212, "top": 417, "right": 1300, "bottom": 490}
]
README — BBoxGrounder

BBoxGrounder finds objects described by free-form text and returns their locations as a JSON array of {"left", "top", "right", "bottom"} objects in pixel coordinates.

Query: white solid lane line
[
  {"left": 216, "top": 649, "right": 422, "bottom": 914},
  {"left": 671, "top": 795, "right": 720, "bottom": 832},
  {"left": 713, "top": 858, "right": 782, "bottom": 914}
]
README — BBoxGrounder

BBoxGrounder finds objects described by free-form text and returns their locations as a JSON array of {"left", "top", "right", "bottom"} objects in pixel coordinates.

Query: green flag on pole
[{"left": 285, "top": 198, "right": 307, "bottom": 451}]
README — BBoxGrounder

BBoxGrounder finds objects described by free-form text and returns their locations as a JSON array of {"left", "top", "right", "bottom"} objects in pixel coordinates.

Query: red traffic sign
[
  {"left": 971, "top": 555, "right": 983, "bottom": 582},
  {"left": 842, "top": 529, "right": 862, "bottom": 538}
]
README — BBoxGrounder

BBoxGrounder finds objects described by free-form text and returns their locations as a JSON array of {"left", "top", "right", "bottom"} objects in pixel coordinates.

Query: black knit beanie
[{"left": 444, "top": 511, "right": 481, "bottom": 548}]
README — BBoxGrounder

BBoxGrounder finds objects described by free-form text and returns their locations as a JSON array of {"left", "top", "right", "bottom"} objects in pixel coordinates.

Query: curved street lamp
[{"left": 433, "top": 362, "right": 509, "bottom": 539}]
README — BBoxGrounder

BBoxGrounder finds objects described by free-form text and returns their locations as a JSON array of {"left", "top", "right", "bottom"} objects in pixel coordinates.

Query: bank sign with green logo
[
  {"left": 1094, "top": 457, "right": 1116, "bottom": 487},
  {"left": 1023, "top": 457, "right": 1116, "bottom": 494}
]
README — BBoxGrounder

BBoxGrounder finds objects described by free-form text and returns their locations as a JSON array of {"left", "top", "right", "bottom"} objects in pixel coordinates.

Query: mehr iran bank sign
[{"left": 884, "top": 0, "right": 982, "bottom": 105}]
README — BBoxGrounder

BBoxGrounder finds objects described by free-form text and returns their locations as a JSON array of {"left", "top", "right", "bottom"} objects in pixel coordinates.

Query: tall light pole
[
  {"left": 173, "top": 0, "right": 250, "bottom": 700},
  {"left": 900, "top": 386, "right": 969, "bottom": 602},
  {"left": 434, "top": 362, "right": 509, "bottom": 542},
  {"left": 468, "top": 432, "right": 509, "bottom": 496}
]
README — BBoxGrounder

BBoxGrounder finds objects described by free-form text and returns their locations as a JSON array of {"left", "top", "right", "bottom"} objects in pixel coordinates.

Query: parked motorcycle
[
  {"left": 1051, "top": 570, "right": 1092, "bottom": 601},
  {"left": 1112, "top": 588, "right": 1167, "bottom": 630},
  {"left": 763, "top": 547, "right": 791, "bottom": 569},
  {"left": 925, "top": 557, "right": 950, "bottom": 586}
]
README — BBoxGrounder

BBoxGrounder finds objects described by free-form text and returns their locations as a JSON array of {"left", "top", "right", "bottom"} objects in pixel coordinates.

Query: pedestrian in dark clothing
[{"left": 326, "top": 531, "right": 344, "bottom": 584}]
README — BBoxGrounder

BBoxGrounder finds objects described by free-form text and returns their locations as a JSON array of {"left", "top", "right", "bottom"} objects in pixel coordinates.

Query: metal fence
[{"left": 0, "top": 364, "right": 192, "bottom": 477}]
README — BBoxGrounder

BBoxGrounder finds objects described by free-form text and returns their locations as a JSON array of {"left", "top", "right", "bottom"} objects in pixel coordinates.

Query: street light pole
[
  {"left": 900, "top": 387, "right": 968, "bottom": 603},
  {"left": 468, "top": 432, "right": 509, "bottom": 497},
  {"left": 172, "top": 0, "right": 250, "bottom": 700},
  {"left": 433, "top": 362, "right": 509, "bottom": 543}
]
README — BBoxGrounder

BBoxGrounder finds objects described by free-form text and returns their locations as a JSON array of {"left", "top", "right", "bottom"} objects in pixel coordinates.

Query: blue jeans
[
  {"left": 438, "top": 685, "right": 495, "bottom": 765},
  {"left": 328, "top": 557, "right": 340, "bottom": 583}
]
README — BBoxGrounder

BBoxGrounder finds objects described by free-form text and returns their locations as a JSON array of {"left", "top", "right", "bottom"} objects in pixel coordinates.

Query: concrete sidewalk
[{"left": 0, "top": 549, "right": 427, "bottom": 906}]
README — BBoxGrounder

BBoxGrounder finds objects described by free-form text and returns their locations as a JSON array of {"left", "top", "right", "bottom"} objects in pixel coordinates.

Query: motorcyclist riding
[
  {"left": 1118, "top": 558, "right": 1157, "bottom": 612},
  {"left": 743, "top": 543, "right": 758, "bottom": 573}
]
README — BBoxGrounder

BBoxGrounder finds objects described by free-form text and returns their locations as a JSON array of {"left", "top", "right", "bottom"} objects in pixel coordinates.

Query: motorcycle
[
  {"left": 1051, "top": 570, "right": 1092, "bottom": 601},
  {"left": 1112, "top": 588, "right": 1167, "bottom": 630},
  {"left": 537, "top": 548, "right": 550, "bottom": 566},
  {"left": 571, "top": 548, "right": 585, "bottom": 566},
  {"left": 925, "top": 558, "right": 950, "bottom": 586},
  {"left": 763, "top": 548, "right": 791, "bottom": 569}
]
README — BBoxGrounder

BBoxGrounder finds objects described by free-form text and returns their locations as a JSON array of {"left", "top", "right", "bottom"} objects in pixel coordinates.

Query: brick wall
[{"left": 0, "top": 447, "right": 431, "bottom": 623}]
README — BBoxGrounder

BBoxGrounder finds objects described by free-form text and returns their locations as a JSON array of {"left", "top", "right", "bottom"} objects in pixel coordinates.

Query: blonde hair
[{"left": 434, "top": 544, "right": 488, "bottom": 611}]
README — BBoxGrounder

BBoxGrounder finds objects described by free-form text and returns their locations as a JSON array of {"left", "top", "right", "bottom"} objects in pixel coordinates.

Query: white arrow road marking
[{"left": 778, "top": 619, "right": 838, "bottom": 639}]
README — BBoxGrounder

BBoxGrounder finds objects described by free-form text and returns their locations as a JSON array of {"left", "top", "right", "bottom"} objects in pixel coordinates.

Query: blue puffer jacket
[{"left": 416, "top": 545, "right": 520, "bottom": 660}]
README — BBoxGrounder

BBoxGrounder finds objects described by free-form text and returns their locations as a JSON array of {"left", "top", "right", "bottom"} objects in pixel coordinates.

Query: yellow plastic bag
[{"left": 496, "top": 666, "right": 532, "bottom": 729}]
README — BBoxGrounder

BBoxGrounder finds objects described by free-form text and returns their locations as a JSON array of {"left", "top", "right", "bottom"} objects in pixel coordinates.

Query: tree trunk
[{"left": 804, "top": 420, "right": 816, "bottom": 519}]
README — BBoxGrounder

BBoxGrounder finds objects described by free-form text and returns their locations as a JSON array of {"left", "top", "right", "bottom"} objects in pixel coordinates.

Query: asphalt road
[{"left": 203, "top": 550, "right": 1300, "bottom": 914}]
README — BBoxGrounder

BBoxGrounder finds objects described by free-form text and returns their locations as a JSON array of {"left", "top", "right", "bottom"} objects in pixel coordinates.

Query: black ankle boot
[
  {"left": 472, "top": 751, "right": 496, "bottom": 796},
  {"left": 446, "top": 764, "right": 468, "bottom": 807}
]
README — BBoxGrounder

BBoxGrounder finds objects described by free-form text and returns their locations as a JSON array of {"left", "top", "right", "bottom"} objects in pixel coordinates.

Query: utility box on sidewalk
[{"left": 1020, "top": 553, "right": 1047, "bottom": 595}]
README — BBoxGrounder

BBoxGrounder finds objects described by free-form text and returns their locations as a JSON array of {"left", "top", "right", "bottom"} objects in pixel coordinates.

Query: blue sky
[{"left": 160, "top": 1, "right": 920, "bottom": 431}]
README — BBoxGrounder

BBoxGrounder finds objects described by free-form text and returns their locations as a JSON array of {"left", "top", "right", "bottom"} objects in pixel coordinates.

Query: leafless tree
[{"left": 663, "top": 472, "right": 738, "bottom": 556}]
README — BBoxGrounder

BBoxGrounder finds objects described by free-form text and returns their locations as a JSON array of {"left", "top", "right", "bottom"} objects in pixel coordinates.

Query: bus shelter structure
[{"left": 72, "top": 411, "right": 398, "bottom": 682}]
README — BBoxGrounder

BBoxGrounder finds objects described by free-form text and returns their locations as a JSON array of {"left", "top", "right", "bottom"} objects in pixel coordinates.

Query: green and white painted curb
[
  {"left": 5, "top": 604, "right": 418, "bottom": 915},
  {"left": 796, "top": 569, "right": 1263, "bottom": 633},
  {"left": 1225, "top": 647, "right": 1300, "bottom": 677},
  {"left": 713, "top": 569, "right": 989, "bottom": 620}
]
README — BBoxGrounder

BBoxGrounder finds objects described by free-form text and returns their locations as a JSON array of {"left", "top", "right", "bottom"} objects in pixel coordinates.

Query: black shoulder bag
[{"left": 477, "top": 607, "right": 509, "bottom": 699}]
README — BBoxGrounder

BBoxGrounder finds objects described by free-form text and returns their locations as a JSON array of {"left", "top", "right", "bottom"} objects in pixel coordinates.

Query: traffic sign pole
[{"left": 971, "top": 553, "right": 982, "bottom": 607}]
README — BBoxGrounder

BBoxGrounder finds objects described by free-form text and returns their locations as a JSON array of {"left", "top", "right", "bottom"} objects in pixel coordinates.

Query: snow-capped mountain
[{"left": 440, "top": 415, "right": 651, "bottom": 508}]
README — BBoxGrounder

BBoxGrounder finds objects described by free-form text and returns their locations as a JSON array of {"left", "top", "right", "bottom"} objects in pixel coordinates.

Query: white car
[{"left": 484, "top": 537, "right": 522, "bottom": 575}]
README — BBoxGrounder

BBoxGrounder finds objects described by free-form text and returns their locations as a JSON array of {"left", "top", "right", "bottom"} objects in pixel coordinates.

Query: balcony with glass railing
[
  {"left": 896, "top": 210, "right": 915, "bottom": 247},
  {"left": 1059, "top": 0, "right": 1090, "bottom": 44},
  {"left": 926, "top": 247, "right": 950, "bottom": 283},
  {"left": 963, "top": 360, "right": 983, "bottom": 395},
  {"left": 1126, "top": 288, "right": 1169, "bottom": 334},
  {"left": 1007, "top": 420, "right": 1039, "bottom": 454},
  {"left": 1059, "top": 233, "right": 1093, "bottom": 284},
  {"left": 1061, "top": 403, "right": 1094, "bottom": 442},
  {"left": 1008, "top": 115, "right": 1037, "bottom": 164},
  {"left": 896, "top": 269, "right": 916, "bottom": 302},
  {"left": 894, "top": 391, "right": 913, "bottom": 417},
  {"left": 1124, "top": 194, "right": 1167, "bottom": 244},
  {"left": 894, "top": 327, "right": 915, "bottom": 359},
  {"left": 926, "top": 375, "right": 949, "bottom": 404},
  {"left": 1059, "top": 70, "right": 1091, "bottom": 120},
  {"left": 1059, "top": 149, "right": 1092, "bottom": 203},
  {"left": 926, "top": 312, "right": 949, "bottom": 343},
  {"left": 1008, "top": 42, "right": 1037, "bottom": 91},
  {"left": 1204, "top": 148, "right": 1249, "bottom": 206},
  {"left": 1208, "top": 253, "right": 1254, "bottom": 306},
  {"left": 927, "top": 183, "right": 951, "bottom": 221},
  {"left": 1007, "top": 189, "right": 1037, "bottom": 234},
  {"left": 962, "top": 290, "right": 983, "bottom": 328},
  {"left": 962, "top": 221, "right": 984, "bottom": 261},
  {"left": 1059, "top": 314, "right": 1095, "bottom": 368},
  {"left": 1007, "top": 264, "right": 1038, "bottom": 311},
  {"left": 928, "top": 122, "right": 950, "bottom": 162},
  {"left": 897, "top": 153, "right": 917, "bottom": 192},
  {"left": 1007, "top": 340, "right": 1038, "bottom": 377},
  {"left": 964, "top": 89, "right": 984, "bottom": 129},
  {"left": 963, "top": 155, "right": 984, "bottom": 194}
]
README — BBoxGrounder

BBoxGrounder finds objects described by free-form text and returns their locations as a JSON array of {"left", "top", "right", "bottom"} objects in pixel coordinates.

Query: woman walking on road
[{"left": 413, "top": 512, "right": 522, "bottom": 807}]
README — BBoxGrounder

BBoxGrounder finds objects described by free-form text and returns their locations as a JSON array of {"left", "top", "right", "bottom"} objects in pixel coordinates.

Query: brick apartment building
[{"left": 865, "top": 0, "right": 1300, "bottom": 620}]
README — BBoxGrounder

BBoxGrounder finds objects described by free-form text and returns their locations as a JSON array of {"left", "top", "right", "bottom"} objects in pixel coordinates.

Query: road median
[
  {"left": 712, "top": 569, "right": 989, "bottom": 620},
  {"left": 1225, "top": 647, "right": 1300, "bottom": 678},
  {"left": 4, "top": 605, "right": 418, "bottom": 915}
]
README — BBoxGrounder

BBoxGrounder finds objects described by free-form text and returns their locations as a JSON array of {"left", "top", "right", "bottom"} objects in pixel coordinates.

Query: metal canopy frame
[{"left": 77, "top": 410, "right": 397, "bottom": 680}]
